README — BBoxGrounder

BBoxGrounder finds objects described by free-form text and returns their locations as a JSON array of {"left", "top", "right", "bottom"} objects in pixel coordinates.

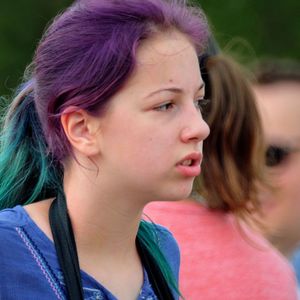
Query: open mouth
[
  {"left": 177, "top": 152, "right": 201, "bottom": 167},
  {"left": 176, "top": 155, "right": 201, "bottom": 177},
  {"left": 180, "top": 159, "right": 195, "bottom": 167}
]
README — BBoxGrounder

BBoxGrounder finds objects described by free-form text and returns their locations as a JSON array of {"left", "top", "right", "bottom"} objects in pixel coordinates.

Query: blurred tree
[
  {"left": 199, "top": 0, "right": 300, "bottom": 63},
  {"left": 0, "top": 0, "right": 299, "bottom": 96},
  {"left": 0, "top": 0, "right": 72, "bottom": 97}
]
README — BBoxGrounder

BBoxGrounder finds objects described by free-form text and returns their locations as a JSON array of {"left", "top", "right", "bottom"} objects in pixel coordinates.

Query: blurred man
[{"left": 253, "top": 59, "right": 300, "bottom": 285}]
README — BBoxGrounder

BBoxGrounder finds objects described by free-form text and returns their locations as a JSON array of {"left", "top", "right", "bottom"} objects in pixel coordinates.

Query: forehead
[
  {"left": 137, "top": 30, "right": 196, "bottom": 62},
  {"left": 254, "top": 82, "right": 300, "bottom": 140},
  {"left": 122, "top": 31, "right": 202, "bottom": 92}
]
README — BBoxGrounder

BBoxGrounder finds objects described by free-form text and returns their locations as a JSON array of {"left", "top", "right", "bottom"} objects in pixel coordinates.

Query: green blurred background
[{"left": 0, "top": 0, "right": 299, "bottom": 97}]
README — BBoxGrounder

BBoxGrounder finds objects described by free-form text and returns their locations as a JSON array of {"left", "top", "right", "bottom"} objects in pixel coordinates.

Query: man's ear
[{"left": 61, "top": 108, "right": 101, "bottom": 156}]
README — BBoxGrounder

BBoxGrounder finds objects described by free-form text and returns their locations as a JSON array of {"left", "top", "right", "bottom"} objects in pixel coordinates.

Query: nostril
[{"left": 180, "top": 117, "right": 210, "bottom": 143}]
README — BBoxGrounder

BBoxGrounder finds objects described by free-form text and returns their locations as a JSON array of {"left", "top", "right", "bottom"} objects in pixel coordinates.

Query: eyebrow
[
  {"left": 267, "top": 139, "right": 300, "bottom": 148},
  {"left": 266, "top": 134, "right": 299, "bottom": 144},
  {"left": 145, "top": 82, "right": 205, "bottom": 98}
]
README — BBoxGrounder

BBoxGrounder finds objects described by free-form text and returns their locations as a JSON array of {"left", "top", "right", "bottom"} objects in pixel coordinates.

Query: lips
[{"left": 176, "top": 152, "right": 202, "bottom": 177}]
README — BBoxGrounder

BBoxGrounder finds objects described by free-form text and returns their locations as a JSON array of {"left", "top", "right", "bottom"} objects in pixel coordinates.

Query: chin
[{"left": 151, "top": 179, "right": 194, "bottom": 202}]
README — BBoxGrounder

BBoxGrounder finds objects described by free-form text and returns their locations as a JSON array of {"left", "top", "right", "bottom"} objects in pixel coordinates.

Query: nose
[{"left": 180, "top": 107, "right": 210, "bottom": 143}]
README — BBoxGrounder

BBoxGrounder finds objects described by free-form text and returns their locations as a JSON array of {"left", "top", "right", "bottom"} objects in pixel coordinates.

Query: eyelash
[
  {"left": 154, "top": 102, "right": 175, "bottom": 111},
  {"left": 154, "top": 98, "right": 210, "bottom": 112},
  {"left": 194, "top": 98, "right": 210, "bottom": 112}
]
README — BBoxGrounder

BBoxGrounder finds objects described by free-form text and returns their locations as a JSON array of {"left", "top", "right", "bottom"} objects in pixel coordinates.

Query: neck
[
  {"left": 268, "top": 235, "right": 298, "bottom": 258},
  {"left": 63, "top": 168, "right": 146, "bottom": 261},
  {"left": 67, "top": 194, "right": 142, "bottom": 255},
  {"left": 63, "top": 183, "right": 145, "bottom": 294},
  {"left": 25, "top": 166, "right": 147, "bottom": 299}
]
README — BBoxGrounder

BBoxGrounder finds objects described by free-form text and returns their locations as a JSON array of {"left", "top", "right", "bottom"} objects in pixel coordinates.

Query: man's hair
[{"left": 253, "top": 58, "right": 300, "bottom": 85}]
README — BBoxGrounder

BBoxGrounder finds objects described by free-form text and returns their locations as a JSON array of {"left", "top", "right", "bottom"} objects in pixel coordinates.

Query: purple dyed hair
[{"left": 33, "top": 0, "right": 209, "bottom": 161}]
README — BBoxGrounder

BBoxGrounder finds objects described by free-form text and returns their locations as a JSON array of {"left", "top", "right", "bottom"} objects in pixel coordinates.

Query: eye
[
  {"left": 194, "top": 98, "right": 210, "bottom": 113},
  {"left": 154, "top": 102, "right": 175, "bottom": 111},
  {"left": 265, "top": 145, "right": 290, "bottom": 167}
]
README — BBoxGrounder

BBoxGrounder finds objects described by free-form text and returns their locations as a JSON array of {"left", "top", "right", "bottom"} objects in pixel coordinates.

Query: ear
[{"left": 61, "top": 107, "right": 101, "bottom": 157}]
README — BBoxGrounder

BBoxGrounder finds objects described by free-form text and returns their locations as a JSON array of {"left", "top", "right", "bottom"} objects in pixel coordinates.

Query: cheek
[
  {"left": 106, "top": 122, "right": 174, "bottom": 169},
  {"left": 262, "top": 167, "right": 300, "bottom": 219},
  {"left": 124, "top": 133, "right": 175, "bottom": 170},
  {"left": 275, "top": 164, "right": 300, "bottom": 201},
  {"left": 101, "top": 110, "right": 180, "bottom": 176}
]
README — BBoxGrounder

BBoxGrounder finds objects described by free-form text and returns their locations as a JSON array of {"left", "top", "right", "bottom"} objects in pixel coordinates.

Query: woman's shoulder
[
  {"left": 0, "top": 204, "right": 49, "bottom": 254},
  {"left": 145, "top": 201, "right": 298, "bottom": 298},
  {"left": 144, "top": 221, "right": 180, "bottom": 257},
  {"left": 0, "top": 205, "right": 28, "bottom": 227},
  {"left": 0, "top": 205, "right": 33, "bottom": 255}
]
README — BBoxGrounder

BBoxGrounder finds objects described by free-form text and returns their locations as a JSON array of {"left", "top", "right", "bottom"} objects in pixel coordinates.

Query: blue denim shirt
[{"left": 0, "top": 206, "right": 179, "bottom": 299}]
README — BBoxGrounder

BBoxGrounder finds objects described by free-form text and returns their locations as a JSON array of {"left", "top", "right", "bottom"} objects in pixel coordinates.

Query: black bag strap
[
  {"left": 49, "top": 194, "right": 84, "bottom": 300},
  {"left": 49, "top": 194, "right": 174, "bottom": 300}
]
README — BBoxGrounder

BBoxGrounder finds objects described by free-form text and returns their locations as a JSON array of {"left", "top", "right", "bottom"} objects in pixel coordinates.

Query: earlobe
[{"left": 60, "top": 108, "right": 100, "bottom": 156}]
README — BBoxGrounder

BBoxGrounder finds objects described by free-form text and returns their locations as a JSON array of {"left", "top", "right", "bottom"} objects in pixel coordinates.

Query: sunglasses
[{"left": 265, "top": 145, "right": 300, "bottom": 167}]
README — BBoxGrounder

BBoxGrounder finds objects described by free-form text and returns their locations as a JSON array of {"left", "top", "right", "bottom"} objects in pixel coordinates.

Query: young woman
[{"left": 0, "top": 1, "right": 210, "bottom": 299}]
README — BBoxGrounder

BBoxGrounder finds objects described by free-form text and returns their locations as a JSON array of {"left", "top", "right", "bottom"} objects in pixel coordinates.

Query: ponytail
[
  {"left": 138, "top": 221, "right": 180, "bottom": 297},
  {"left": 0, "top": 80, "right": 63, "bottom": 209}
]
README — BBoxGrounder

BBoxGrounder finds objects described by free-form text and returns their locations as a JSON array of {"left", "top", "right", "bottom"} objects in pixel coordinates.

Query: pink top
[{"left": 144, "top": 200, "right": 297, "bottom": 300}]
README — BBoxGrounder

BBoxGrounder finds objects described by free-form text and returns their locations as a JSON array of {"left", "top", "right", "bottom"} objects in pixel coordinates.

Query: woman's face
[
  {"left": 94, "top": 31, "right": 209, "bottom": 202},
  {"left": 254, "top": 81, "right": 300, "bottom": 254}
]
